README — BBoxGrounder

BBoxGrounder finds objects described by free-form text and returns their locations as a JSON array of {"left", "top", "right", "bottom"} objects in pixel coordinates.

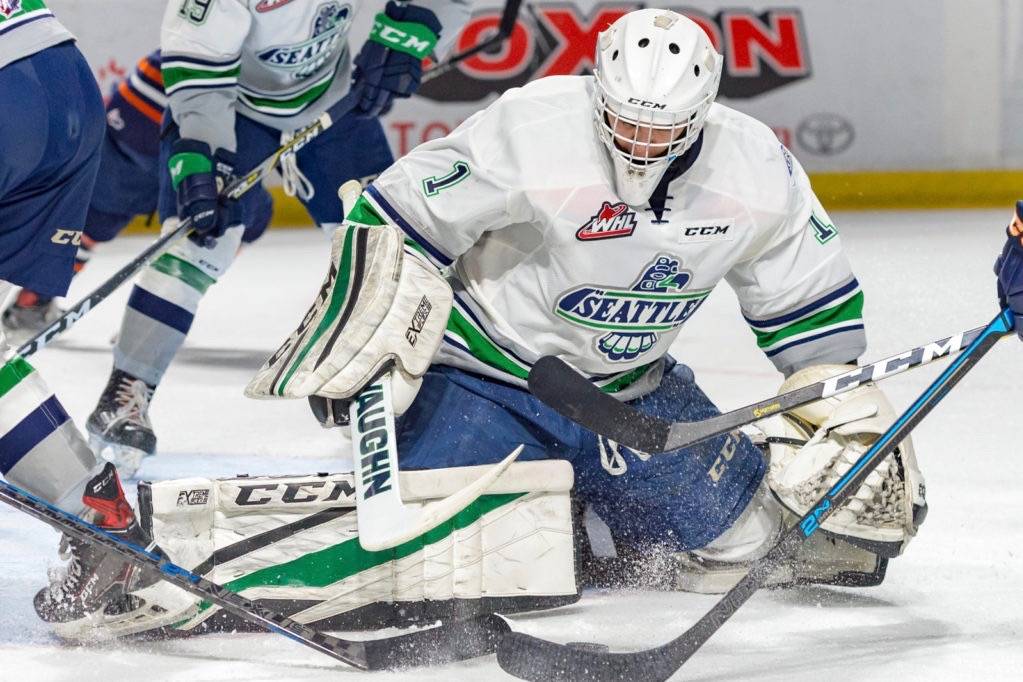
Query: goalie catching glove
[
  {"left": 757, "top": 364, "right": 928, "bottom": 558},
  {"left": 245, "top": 217, "right": 451, "bottom": 411}
]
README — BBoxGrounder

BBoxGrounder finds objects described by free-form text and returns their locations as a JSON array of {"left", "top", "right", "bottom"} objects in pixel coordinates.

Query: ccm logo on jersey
[
  {"left": 51, "top": 229, "right": 82, "bottom": 246},
  {"left": 679, "top": 224, "right": 731, "bottom": 243},
  {"left": 577, "top": 201, "right": 638, "bottom": 241}
]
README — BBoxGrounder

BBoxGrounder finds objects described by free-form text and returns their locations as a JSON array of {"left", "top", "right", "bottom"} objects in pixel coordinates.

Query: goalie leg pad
[
  {"left": 246, "top": 223, "right": 452, "bottom": 402},
  {"left": 99, "top": 461, "right": 579, "bottom": 638}
]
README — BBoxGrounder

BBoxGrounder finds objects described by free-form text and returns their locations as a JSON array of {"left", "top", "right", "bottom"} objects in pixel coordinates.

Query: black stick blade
[
  {"left": 363, "top": 613, "right": 510, "bottom": 670},
  {"left": 497, "top": 631, "right": 679, "bottom": 682},
  {"left": 527, "top": 357, "right": 670, "bottom": 453}
]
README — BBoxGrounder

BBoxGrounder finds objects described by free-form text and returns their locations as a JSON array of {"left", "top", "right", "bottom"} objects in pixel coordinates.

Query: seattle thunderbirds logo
[
  {"left": 555, "top": 255, "right": 712, "bottom": 362},
  {"left": 576, "top": 201, "right": 638, "bottom": 241},
  {"left": 258, "top": 2, "right": 352, "bottom": 80}
]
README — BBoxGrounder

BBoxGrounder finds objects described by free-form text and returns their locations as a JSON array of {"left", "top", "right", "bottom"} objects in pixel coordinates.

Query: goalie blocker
[{"left": 87, "top": 460, "right": 578, "bottom": 639}]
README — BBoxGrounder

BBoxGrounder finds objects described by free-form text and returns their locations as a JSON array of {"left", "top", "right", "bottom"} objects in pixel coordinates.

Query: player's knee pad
[
  {"left": 89, "top": 460, "right": 579, "bottom": 638},
  {"left": 135, "top": 218, "right": 244, "bottom": 315},
  {"left": 757, "top": 364, "right": 927, "bottom": 558},
  {"left": 246, "top": 222, "right": 452, "bottom": 410}
]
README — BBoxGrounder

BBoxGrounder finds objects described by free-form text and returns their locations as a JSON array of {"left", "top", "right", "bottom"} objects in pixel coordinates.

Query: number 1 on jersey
[{"left": 423, "top": 161, "right": 471, "bottom": 197}]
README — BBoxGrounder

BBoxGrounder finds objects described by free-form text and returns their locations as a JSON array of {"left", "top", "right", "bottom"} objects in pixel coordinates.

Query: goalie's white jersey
[{"left": 359, "top": 75, "right": 866, "bottom": 398}]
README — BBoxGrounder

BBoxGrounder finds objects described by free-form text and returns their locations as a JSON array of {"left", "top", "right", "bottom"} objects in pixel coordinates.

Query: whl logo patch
[
  {"left": 555, "top": 255, "right": 712, "bottom": 362},
  {"left": 576, "top": 201, "right": 638, "bottom": 241}
]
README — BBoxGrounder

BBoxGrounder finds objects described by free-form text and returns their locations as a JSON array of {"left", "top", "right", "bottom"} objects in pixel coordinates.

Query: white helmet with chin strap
[{"left": 594, "top": 9, "right": 723, "bottom": 205}]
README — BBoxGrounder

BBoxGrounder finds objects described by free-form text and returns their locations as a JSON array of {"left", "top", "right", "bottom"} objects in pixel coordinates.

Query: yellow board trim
[{"left": 120, "top": 170, "right": 1023, "bottom": 235}]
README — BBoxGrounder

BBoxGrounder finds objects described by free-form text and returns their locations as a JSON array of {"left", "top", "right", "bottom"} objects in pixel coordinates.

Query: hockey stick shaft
[
  {"left": 0, "top": 476, "right": 508, "bottom": 670},
  {"left": 497, "top": 308, "right": 1014, "bottom": 681},
  {"left": 528, "top": 321, "right": 991, "bottom": 453},
  {"left": 16, "top": 112, "right": 335, "bottom": 359},
  {"left": 420, "top": 0, "right": 523, "bottom": 83},
  {"left": 0, "top": 477, "right": 369, "bottom": 667}
]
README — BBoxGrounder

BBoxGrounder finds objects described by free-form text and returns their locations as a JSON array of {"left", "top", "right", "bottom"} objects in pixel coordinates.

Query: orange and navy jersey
[{"left": 105, "top": 50, "right": 165, "bottom": 159}]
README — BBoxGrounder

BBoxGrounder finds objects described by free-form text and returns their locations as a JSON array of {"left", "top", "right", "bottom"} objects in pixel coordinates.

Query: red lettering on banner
[
  {"left": 458, "top": 18, "right": 533, "bottom": 80},
  {"left": 391, "top": 121, "right": 416, "bottom": 157},
  {"left": 537, "top": 7, "right": 631, "bottom": 76},
  {"left": 723, "top": 12, "right": 808, "bottom": 77}
]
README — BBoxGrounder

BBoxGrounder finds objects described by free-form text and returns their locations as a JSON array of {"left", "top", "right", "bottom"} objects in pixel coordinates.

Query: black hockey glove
[
  {"left": 995, "top": 199, "right": 1023, "bottom": 340},
  {"left": 167, "top": 139, "right": 241, "bottom": 247},
  {"left": 351, "top": 1, "right": 441, "bottom": 118}
]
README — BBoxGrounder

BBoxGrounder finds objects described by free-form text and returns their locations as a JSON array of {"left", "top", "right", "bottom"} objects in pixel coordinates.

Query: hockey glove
[
  {"left": 351, "top": 1, "right": 441, "bottom": 118},
  {"left": 167, "top": 139, "right": 241, "bottom": 247},
  {"left": 995, "top": 200, "right": 1023, "bottom": 340}
]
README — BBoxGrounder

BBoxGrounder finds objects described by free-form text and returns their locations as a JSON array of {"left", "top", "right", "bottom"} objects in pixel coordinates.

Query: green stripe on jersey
[
  {"left": 197, "top": 493, "right": 524, "bottom": 611},
  {"left": 238, "top": 72, "right": 336, "bottom": 114},
  {"left": 752, "top": 291, "right": 865, "bottom": 350},
  {"left": 152, "top": 254, "right": 217, "bottom": 294},
  {"left": 162, "top": 63, "right": 240, "bottom": 91},
  {"left": 0, "top": 357, "right": 35, "bottom": 400},
  {"left": 446, "top": 309, "right": 529, "bottom": 380},
  {"left": 597, "top": 363, "right": 653, "bottom": 394},
  {"left": 346, "top": 196, "right": 387, "bottom": 227}
]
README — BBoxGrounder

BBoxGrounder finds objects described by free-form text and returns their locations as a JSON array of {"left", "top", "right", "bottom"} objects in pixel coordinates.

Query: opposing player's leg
[
  {"left": 292, "top": 106, "right": 396, "bottom": 230},
  {"left": 0, "top": 42, "right": 163, "bottom": 634},
  {"left": 86, "top": 118, "right": 275, "bottom": 477},
  {"left": 1, "top": 52, "right": 165, "bottom": 344}
]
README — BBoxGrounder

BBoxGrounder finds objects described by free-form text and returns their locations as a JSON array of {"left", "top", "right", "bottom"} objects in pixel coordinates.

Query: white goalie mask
[{"left": 594, "top": 10, "right": 723, "bottom": 205}]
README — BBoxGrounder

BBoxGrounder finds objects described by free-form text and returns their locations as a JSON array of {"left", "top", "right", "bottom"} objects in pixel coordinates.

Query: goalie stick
[
  {"left": 349, "top": 370, "right": 523, "bottom": 552},
  {"left": 322, "top": 181, "right": 525, "bottom": 552},
  {"left": 497, "top": 308, "right": 1014, "bottom": 682},
  {"left": 527, "top": 321, "right": 992, "bottom": 453},
  {"left": 14, "top": 0, "right": 525, "bottom": 359},
  {"left": 0, "top": 477, "right": 509, "bottom": 670}
]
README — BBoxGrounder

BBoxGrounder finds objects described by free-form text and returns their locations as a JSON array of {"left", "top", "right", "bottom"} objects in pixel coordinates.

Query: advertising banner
[{"left": 46, "top": 1, "right": 1016, "bottom": 190}]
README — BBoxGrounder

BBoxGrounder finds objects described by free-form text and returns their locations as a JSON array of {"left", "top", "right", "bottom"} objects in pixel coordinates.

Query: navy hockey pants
[
  {"left": 0, "top": 42, "right": 104, "bottom": 296},
  {"left": 397, "top": 359, "right": 766, "bottom": 552}
]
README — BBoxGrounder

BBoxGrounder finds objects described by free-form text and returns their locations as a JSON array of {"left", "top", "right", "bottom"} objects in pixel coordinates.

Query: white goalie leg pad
[
  {"left": 245, "top": 222, "right": 452, "bottom": 402},
  {"left": 111, "top": 460, "right": 577, "bottom": 637},
  {"left": 758, "top": 364, "right": 927, "bottom": 557}
]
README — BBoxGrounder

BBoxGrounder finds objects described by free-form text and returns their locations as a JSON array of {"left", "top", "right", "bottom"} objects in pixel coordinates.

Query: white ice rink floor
[{"left": 2, "top": 209, "right": 1021, "bottom": 681}]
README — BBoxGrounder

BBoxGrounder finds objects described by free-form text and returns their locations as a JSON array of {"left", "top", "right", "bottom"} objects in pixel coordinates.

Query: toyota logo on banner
[{"left": 797, "top": 113, "right": 855, "bottom": 155}]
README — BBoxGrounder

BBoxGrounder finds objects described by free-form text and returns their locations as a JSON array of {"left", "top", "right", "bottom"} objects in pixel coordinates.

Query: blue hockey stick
[
  {"left": 0, "top": 479, "right": 507, "bottom": 670},
  {"left": 498, "top": 308, "right": 1015, "bottom": 682}
]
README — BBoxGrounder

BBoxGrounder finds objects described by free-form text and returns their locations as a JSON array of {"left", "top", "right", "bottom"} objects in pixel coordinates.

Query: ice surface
[{"left": 2, "top": 210, "right": 1021, "bottom": 680}]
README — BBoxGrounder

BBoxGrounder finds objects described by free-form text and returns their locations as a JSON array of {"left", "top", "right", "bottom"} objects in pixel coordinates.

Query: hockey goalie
[{"left": 23, "top": 8, "right": 927, "bottom": 651}]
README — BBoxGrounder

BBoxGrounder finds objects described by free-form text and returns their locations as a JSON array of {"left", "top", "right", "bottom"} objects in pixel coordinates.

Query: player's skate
[
  {"left": 34, "top": 463, "right": 165, "bottom": 639},
  {"left": 1, "top": 294, "right": 62, "bottom": 346},
  {"left": 86, "top": 369, "right": 157, "bottom": 479},
  {"left": 671, "top": 526, "right": 888, "bottom": 594}
]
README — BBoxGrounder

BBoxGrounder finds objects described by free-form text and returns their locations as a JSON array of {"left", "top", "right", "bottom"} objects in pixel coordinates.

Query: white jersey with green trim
[
  {"left": 161, "top": 0, "right": 468, "bottom": 153},
  {"left": 0, "top": 0, "right": 74, "bottom": 70},
  {"left": 358, "top": 75, "right": 866, "bottom": 398}
]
